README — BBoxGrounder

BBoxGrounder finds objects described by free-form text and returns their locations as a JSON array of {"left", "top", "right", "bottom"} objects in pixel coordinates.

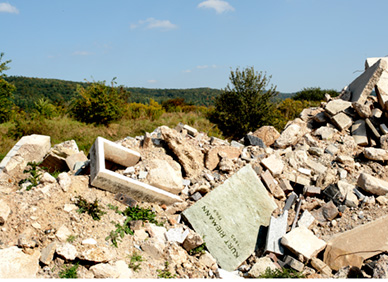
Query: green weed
[
  {"left": 59, "top": 263, "right": 78, "bottom": 279},
  {"left": 106, "top": 204, "right": 162, "bottom": 247},
  {"left": 258, "top": 267, "right": 305, "bottom": 278},
  {"left": 19, "top": 161, "right": 44, "bottom": 191},
  {"left": 128, "top": 251, "right": 144, "bottom": 272},
  {"left": 75, "top": 196, "right": 106, "bottom": 221},
  {"left": 188, "top": 243, "right": 206, "bottom": 255},
  {"left": 66, "top": 234, "right": 77, "bottom": 243},
  {"left": 157, "top": 261, "right": 176, "bottom": 279}
]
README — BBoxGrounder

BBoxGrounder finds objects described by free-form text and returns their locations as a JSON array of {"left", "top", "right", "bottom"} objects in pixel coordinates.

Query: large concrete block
[
  {"left": 348, "top": 59, "right": 387, "bottom": 104},
  {"left": 351, "top": 120, "right": 368, "bottom": 146},
  {"left": 182, "top": 165, "right": 277, "bottom": 271},
  {"left": 324, "top": 215, "right": 388, "bottom": 271},
  {"left": 0, "top": 134, "right": 51, "bottom": 175},
  {"left": 325, "top": 99, "right": 352, "bottom": 116},
  {"left": 89, "top": 137, "right": 182, "bottom": 205},
  {"left": 366, "top": 57, "right": 388, "bottom": 109}
]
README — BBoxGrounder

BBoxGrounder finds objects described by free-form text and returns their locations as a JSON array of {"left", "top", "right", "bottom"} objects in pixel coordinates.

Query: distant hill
[{"left": 5, "top": 76, "right": 294, "bottom": 111}]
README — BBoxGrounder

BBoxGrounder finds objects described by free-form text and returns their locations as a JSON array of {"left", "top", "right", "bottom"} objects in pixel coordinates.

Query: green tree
[
  {"left": 208, "top": 66, "right": 278, "bottom": 139},
  {"left": 292, "top": 87, "right": 339, "bottom": 101},
  {"left": 70, "top": 78, "right": 130, "bottom": 125},
  {"left": 0, "top": 52, "right": 16, "bottom": 123}
]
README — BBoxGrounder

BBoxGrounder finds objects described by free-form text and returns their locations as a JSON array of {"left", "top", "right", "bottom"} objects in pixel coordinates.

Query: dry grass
[{"left": 0, "top": 112, "right": 223, "bottom": 160}]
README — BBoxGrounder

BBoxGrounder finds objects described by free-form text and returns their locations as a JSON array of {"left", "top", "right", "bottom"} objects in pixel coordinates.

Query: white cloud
[
  {"left": 147, "top": 79, "right": 157, "bottom": 84},
  {"left": 72, "top": 51, "right": 93, "bottom": 56},
  {"left": 183, "top": 69, "right": 192, "bottom": 73},
  {"left": 0, "top": 3, "right": 19, "bottom": 14},
  {"left": 198, "top": 0, "right": 234, "bottom": 14},
  {"left": 131, "top": 18, "right": 177, "bottom": 31}
]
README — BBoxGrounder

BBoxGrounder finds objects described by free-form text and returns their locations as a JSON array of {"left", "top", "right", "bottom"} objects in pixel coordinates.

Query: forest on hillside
[{"left": 5, "top": 76, "right": 294, "bottom": 112}]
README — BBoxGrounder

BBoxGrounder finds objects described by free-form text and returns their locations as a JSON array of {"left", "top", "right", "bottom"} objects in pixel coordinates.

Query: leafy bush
[
  {"left": 128, "top": 251, "right": 144, "bottom": 272},
  {"left": 70, "top": 78, "right": 130, "bottom": 125},
  {"left": 126, "top": 99, "right": 164, "bottom": 121},
  {"left": 32, "top": 98, "right": 59, "bottom": 119},
  {"left": 208, "top": 66, "right": 278, "bottom": 140},
  {"left": 292, "top": 87, "right": 339, "bottom": 101}
]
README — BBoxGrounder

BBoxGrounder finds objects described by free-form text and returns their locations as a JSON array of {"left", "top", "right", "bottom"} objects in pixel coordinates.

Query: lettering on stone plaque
[{"left": 201, "top": 205, "right": 240, "bottom": 258}]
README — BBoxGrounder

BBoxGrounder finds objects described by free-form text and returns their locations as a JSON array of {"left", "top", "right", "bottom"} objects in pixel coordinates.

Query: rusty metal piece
[{"left": 115, "top": 193, "right": 137, "bottom": 207}]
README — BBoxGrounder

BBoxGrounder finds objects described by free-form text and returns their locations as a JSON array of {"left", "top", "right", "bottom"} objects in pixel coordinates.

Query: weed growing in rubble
[
  {"left": 258, "top": 267, "right": 305, "bottom": 279},
  {"left": 19, "top": 161, "right": 44, "bottom": 191},
  {"left": 106, "top": 204, "right": 162, "bottom": 247},
  {"left": 75, "top": 196, "right": 106, "bottom": 220},
  {"left": 188, "top": 242, "right": 206, "bottom": 255},
  {"left": 128, "top": 251, "right": 144, "bottom": 272},
  {"left": 66, "top": 234, "right": 77, "bottom": 243},
  {"left": 157, "top": 261, "right": 177, "bottom": 279},
  {"left": 59, "top": 263, "right": 79, "bottom": 279}
]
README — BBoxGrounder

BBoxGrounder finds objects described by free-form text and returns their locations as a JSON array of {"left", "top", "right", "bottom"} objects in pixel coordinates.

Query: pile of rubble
[{"left": 2, "top": 57, "right": 388, "bottom": 278}]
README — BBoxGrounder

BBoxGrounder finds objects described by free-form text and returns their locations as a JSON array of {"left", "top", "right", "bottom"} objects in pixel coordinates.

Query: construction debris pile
[{"left": 2, "top": 57, "right": 388, "bottom": 278}]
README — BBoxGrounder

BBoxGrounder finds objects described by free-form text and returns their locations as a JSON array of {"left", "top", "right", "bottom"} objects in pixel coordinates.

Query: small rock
[{"left": 56, "top": 243, "right": 77, "bottom": 260}]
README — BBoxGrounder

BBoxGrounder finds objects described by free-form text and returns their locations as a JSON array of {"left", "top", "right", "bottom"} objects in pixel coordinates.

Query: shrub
[
  {"left": 70, "top": 78, "right": 130, "bottom": 125},
  {"left": 59, "top": 263, "right": 79, "bottom": 279},
  {"left": 258, "top": 267, "right": 305, "bottom": 278},
  {"left": 0, "top": 53, "right": 16, "bottom": 123},
  {"left": 32, "top": 98, "right": 59, "bottom": 119},
  {"left": 208, "top": 66, "right": 278, "bottom": 140},
  {"left": 292, "top": 87, "right": 339, "bottom": 101},
  {"left": 126, "top": 99, "right": 164, "bottom": 121}
]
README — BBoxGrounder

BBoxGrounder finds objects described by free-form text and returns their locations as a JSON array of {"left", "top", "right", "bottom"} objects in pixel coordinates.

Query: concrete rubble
[{"left": 4, "top": 57, "right": 388, "bottom": 278}]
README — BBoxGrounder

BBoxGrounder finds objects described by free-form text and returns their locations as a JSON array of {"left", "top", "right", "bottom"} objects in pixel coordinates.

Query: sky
[{"left": 2, "top": 0, "right": 388, "bottom": 93}]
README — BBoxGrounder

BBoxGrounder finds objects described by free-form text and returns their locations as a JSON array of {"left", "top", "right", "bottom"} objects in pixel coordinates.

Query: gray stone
[
  {"left": 89, "top": 137, "right": 182, "bottom": 205},
  {"left": 261, "top": 154, "right": 284, "bottom": 176},
  {"left": 357, "top": 172, "right": 388, "bottom": 196},
  {"left": 0, "top": 246, "right": 40, "bottom": 278},
  {"left": 40, "top": 242, "right": 57, "bottom": 265},
  {"left": 230, "top": 140, "right": 244, "bottom": 149},
  {"left": 348, "top": 58, "right": 387, "bottom": 104},
  {"left": 303, "top": 185, "right": 321, "bottom": 197},
  {"left": 325, "top": 99, "right": 352, "bottom": 116},
  {"left": 311, "top": 201, "right": 339, "bottom": 222},
  {"left": 283, "top": 192, "right": 298, "bottom": 211},
  {"left": 182, "top": 229, "right": 204, "bottom": 252},
  {"left": 182, "top": 165, "right": 277, "bottom": 271},
  {"left": 283, "top": 255, "right": 304, "bottom": 272},
  {"left": 325, "top": 144, "right": 339, "bottom": 156},
  {"left": 190, "top": 191, "right": 202, "bottom": 201},
  {"left": 265, "top": 211, "right": 288, "bottom": 255},
  {"left": 183, "top": 124, "right": 198, "bottom": 137},
  {"left": 331, "top": 112, "right": 353, "bottom": 131},
  {"left": 380, "top": 124, "right": 388, "bottom": 135},
  {"left": 351, "top": 120, "right": 368, "bottom": 146},
  {"left": 305, "top": 158, "right": 327, "bottom": 175},
  {"left": 281, "top": 226, "right": 327, "bottom": 261},
  {"left": 244, "top": 134, "right": 266, "bottom": 148}
]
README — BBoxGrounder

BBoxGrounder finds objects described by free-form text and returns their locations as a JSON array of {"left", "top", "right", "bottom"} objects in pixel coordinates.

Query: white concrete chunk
[
  {"left": 261, "top": 154, "right": 284, "bottom": 176},
  {"left": 357, "top": 172, "right": 388, "bottom": 196},
  {"left": 325, "top": 99, "right": 352, "bottom": 116},
  {"left": 281, "top": 226, "right": 327, "bottom": 260}
]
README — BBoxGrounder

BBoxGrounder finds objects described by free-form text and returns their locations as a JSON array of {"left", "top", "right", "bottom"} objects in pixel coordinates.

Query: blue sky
[{"left": 1, "top": 0, "right": 388, "bottom": 92}]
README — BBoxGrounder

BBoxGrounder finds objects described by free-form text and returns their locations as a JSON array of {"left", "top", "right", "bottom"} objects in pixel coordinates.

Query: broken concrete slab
[
  {"left": 324, "top": 215, "right": 388, "bottom": 271},
  {"left": 351, "top": 120, "right": 369, "bottom": 146},
  {"left": 261, "top": 154, "right": 284, "bottom": 177},
  {"left": 311, "top": 257, "right": 332, "bottom": 277},
  {"left": 160, "top": 126, "right": 204, "bottom": 178},
  {"left": 366, "top": 118, "right": 381, "bottom": 139},
  {"left": 357, "top": 172, "right": 388, "bottom": 196},
  {"left": 311, "top": 201, "right": 339, "bottom": 222},
  {"left": 325, "top": 99, "right": 352, "bottom": 116},
  {"left": 347, "top": 58, "right": 387, "bottom": 104},
  {"left": 314, "top": 126, "right": 335, "bottom": 140},
  {"left": 278, "top": 178, "right": 294, "bottom": 194},
  {"left": 352, "top": 101, "right": 372, "bottom": 119},
  {"left": 284, "top": 171, "right": 311, "bottom": 186},
  {"left": 283, "top": 255, "right": 304, "bottom": 272},
  {"left": 145, "top": 159, "right": 184, "bottom": 194},
  {"left": 281, "top": 226, "right": 327, "bottom": 261},
  {"left": 89, "top": 137, "right": 182, "bottom": 205},
  {"left": 0, "top": 134, "right": 51, "bottom": 175},
  {"left": 366, "top": 57, "right": 388, "bottom": 109},
  {"left": 331, "top": 112, "right": 353, "bottom": 131},
  {"left": 305, "top": 158, "right": 327, "bottom": 175},
  {"left": 274, "top": 119, "right": 310, "bottom": 149},
  {"left": 65, "top": 152, "right": 88, "bottom": 171},
  {"left": 297, "top": 210, "right": 316, "bottom": 229},
  {"left": 182, "top": 165, "right": 277, "bottom": 271},
  {"left": 261, "top": 170, "right": 286, "bottom": 200},
  {"left": 364, "top": 147, "right": 388, "bottom": 161},
  {"left": 265, "top": 211, "right": 288, "bottom": 255},
  {"left": 247, "top": 256, "right": 278, "bottom": 278}
]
